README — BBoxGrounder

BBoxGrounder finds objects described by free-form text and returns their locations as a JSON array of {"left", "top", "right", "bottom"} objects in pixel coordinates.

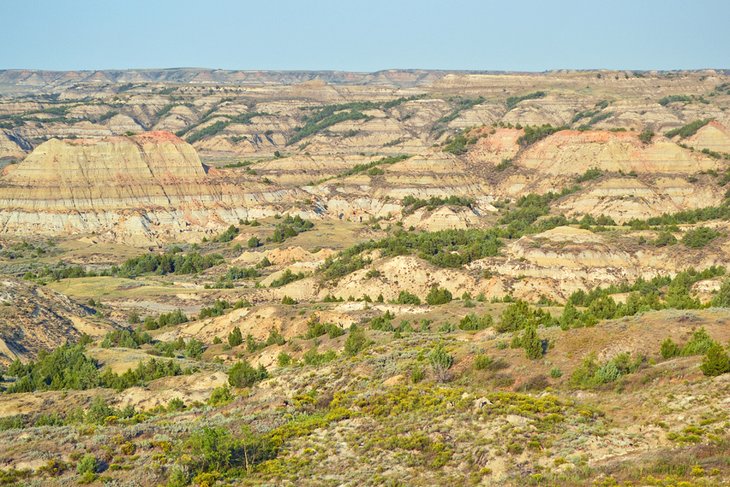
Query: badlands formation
[{"left": 0, "top": 70, "right": 728, "bottom": 486}]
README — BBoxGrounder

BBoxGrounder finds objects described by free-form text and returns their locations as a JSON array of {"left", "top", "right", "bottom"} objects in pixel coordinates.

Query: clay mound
[
  {"left": 466, "top": 128, "right": 521, "bottom": 164},
  {"left": 0, "top": 279, "right": 111, "bottom": 365},
  {"left": 685, "top": 121, "right": 730, "bottom": 153},
  {"left": 402, "top": 206, "right": 483, "bottom": 231},
  {"left": 518, "top": 130, "right": 719, "bottom": 175},
  {"left": 556, "top": 177, "right": 724, "bottom": 223},
  {"left": 3, "top": 131, "right": 206, "bottom": 184}
]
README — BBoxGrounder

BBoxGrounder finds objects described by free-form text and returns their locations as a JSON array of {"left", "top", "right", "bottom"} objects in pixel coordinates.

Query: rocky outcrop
[{"left": 0, "top": 278, "right": 110, "bottom": 365}]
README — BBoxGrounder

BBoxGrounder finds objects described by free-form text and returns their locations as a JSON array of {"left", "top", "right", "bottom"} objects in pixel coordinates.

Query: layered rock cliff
[{"left": 0, "top": 132, "right": 299, "bottom": 245}]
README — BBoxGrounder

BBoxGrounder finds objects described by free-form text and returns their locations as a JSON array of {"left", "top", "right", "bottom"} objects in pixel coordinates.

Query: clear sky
[{"left": 2, "top": 0, "right": 728, "bottom": 72}]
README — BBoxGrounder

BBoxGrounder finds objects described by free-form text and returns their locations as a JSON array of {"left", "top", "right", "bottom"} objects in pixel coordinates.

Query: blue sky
[{"left": 2, "top": 0, "right": 728, "bottom": 71}]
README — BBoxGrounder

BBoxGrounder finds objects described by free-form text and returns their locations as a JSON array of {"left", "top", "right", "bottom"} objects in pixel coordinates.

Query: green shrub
[
  {"left": 411, "top": 366, "right": 426, "bottom": 383},
  {"left": 228, "top": 327, "right": 243, "bottom": 347},
  {"left": 270, "top": 269, "right": 306, "bottom": 288},
  {"left": 267, "top": 215, "right": 314, "bottom": 243},
  {"left": 302, "top": 348, "right": 337, "bottom": 365},
  {"left": 115, "top": 251, "right": 223, "bottom": 278},
  {"left": 247, "top": 236, "right": 261, "bottom": 248},
  {"left": 395, "top": 291, "right": 421, "bottom": 305},
  {"left": 519, "top": 325, "right": 544, "bottom": 360},
  {"left": 215, "top": 225, "right": 239, "bottom": 243},
  {"left": 639, "top": 128, "right": 655, "bottom": 144},
  {"left": 208, "top": 386, "right": 233, "bottom": 406},
  {"left": 228, "top": 360, "right": 268, "bottom": 388},
  {"left": 575, "top": 168, "right": 602, "bottom": 183},
  {"left": 76, "top": 454, "right": 98, "bottom": 476},
  {"left": 654, "top": 231, "right": 677, "bottom": 247},
  {"left": 458, "top": 313, "right": 493, "bottom": 331},
  {"left": 711, "top": 278, "right": 730, "bottom": 307},
  {"left": 660, "top": 338, "right": 681, "bottom": 359},
  {"left": 426, "top": 286, "right": 452, "bottom": 305},
  {"left": 518, "top": 124, "right": 565, "bottom": 147},
  {"left": 473, "top": 353, "right": 493, "bottom": 370},
  {"left": 401, "top": 195, "right": 474, "bottom": 215},
  {"left": 506, "top": 91, "right": 546, "bottom": 110},
  {"left": 344, "top": 325, "right": 370, "bottom": 356},
  {"left": 665, "top": 119, "right": 711, "bottom": 138},
  {"left": 429, "top": 343, "right": 454, "bottom": 382},
  {"left": 658, "top": 95, "right": 692, "bottom": 106},
  {"left": 570, "top": 352, "right": 643, "bottom": 388},
  {"left": 304, "top": 317, "right": 345, "bottom": 339},
  {"left": 681, "top": 227, "right": 721, "bottom": 248},
  {"left": 101, "top": 329, "right": 151, "bottom": 348},
  {"left": 442, "top": 132, "right": 477, "bottom": 155},
  {"left": 185, "top": 338, "right": 206, "bottom": 359},
  {"left": 700, "top": 343, "right": 730, "bottom": 376},
  {"left": 277, "top": 352, "right": 292, "bottom": 367}
]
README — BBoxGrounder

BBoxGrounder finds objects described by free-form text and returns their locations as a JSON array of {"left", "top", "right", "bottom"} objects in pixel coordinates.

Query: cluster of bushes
[
  {"left": 626, "top": 202, "right": 730, "bottom": 228},
  {"left": 185, "top": 112, "right": 263, "bottom": 143},
  {"left": 100, "top": 358, "right": 190, "bottom": 390},
  {"left": 207, "top": 266, "right": 260, "bottom": 289},
  {"left": 506, "top": 91, "right": 546, "bottom": 110},
  {"left": 288, "top": 102, "right": 375, "bottom": 145},
  {"left": 433, "top": 97, "right": 485, "bottom": 131},
  {"left": 302, "top": 348, "right": 338, "bottom": 366},
  {"left": 660, "top": 328, "right": 717, "bottom": 359},
  {"left": 442, "top": 132, "right": 478, "bottom": 155},
  {"left": 570, "top": 352, "right": 645, "bottom": 388},
  {"left": 658, "top": 94, "right": 693, "bottom": 106},
  {"left": 303, "top": 317, "right": 345, "bottom": 339},
  {"left": 228, "top": 359, "right": 268, "bottom": 388},
  {"left": 517, "top": 124, "right": 566, "bottom": 147},
  {"left": 226, "top": 326, "right": 285, "bottom": 354},
  {"left": 458, "top": 312, "right": 493, "bottom": 331},
  {"left": 4, "top": 344, "right": 190, "bottom": 393},
  {"left": 213, "top": 225, "right": 239, "bottom": 243},
  {"left": 639, "top": 128, "right": 655, "bottom": 144},
  {"left": 498, "top": 188, "right": 577, "bottom": 233},
  {"left": 563, "top": 267, "right": 727, "bottom": 325},
  {"left": 101, "top": 329, "right": 151, "bottom": 349},
  {"left": 23, "top": 264, "right": 107, "bottom": 281},
  {"left": 575, "top": 168, "right": 603, "bottom": 183},
  {"left": 660, "top": 328, "right": 730, "bottom": 377},
  {"left": 571, "top": 100, "right": 609, "bottom": 124},
  {"left": 394, "top": 290, "right": 421, "bottom": 305},
  {"left": 151, "top": 337, "right": 206, "bottom": 359},
  {"left": 401, "top": 195, "right": 474, "bottom": 215},
  {"left": 270, "top": 269, "right": 306, "bottom": 287},
  {"left": 497, "top": 300, "right": 558, "bottom": 332},
  {"left": 267, "top": 215, "right": 314, "bottom": 243},
  {"left": 115, "top": 250, "right": 223, "bottom": 278},
  {"left": 426, "top": 286, "right": 453, "bottom": 305},
  {"left": 335, "top": 154, "right": 410, "bottom": 179},
  {"left": 199, "top": 299, "right": 249, "bottom": 319},
  {"left": 665, "top": 119, "right": 711, "bottom": 138},
  {"left": 142, "top": 309, "right": 189, "bottom": 330},
  {"left": 681, "top": 227, "right": 721, "bottom": 248},
  {"left": 576, "top": 111, "right": 614, "bottom": 129}
]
